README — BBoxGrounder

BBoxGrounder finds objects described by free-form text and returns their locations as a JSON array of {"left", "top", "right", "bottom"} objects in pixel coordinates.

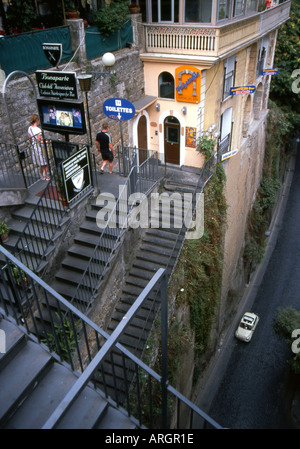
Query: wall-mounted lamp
[
  {"left": 155, "top": 103, "right": 160, "bottom": 111},
  {"left": 181, "top": 106, "right": 187, "bottom": 115},
  {"left": 102, "top": 52, "right": 116, "bottom": 67},
  {"left": 90, "top": 52, "right": 116, "bottom": 80},
  {"left": 77, "top": 73, "right": 92, "bottom": 92}
]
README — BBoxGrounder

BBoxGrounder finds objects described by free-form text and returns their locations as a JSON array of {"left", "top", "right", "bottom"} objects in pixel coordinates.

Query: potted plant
[
  {"left": 196, "top": 133, "right": 216, "bottom": 161},
  {"left": 0, "top": 220, "right": 10, "bottom": 243},
  {"left": 128, "top": 2, "right": 140, "bottom": 13},
  {"left": 65, "top": 1, "right": 80, "bottom": 19}
]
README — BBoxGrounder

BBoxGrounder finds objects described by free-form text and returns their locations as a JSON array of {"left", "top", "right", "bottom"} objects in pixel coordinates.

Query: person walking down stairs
[{"left": 96, "top": 122, "right": 116, "bottom": 174}]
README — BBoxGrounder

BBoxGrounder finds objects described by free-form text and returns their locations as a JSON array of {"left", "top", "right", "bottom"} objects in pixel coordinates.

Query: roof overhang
[{"left": 133, "top": 95, "right": 157, "bottom": 114}]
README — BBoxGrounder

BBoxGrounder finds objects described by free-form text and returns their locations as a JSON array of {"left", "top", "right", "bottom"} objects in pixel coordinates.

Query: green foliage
[
  {"left": 182, "top": 163, "right": 227, "bottom": 355},
  {"left": 273, "top": 307, "right": 300, "bottom": 374},
  {"left": 259, "top": 177, "right": 281, "bottom": 212},
  {"left": 42, "top": 313, "right": 80, "bottom": 361},
  {"left": 243, "top": 101, "right": 290, "bottom": 273},
  {"left": 6, "top": 0, "right": 36, "bottom": 32},
  {"left": 11, "top": 264, "right": 27, "bottom": 285},
  {"left": 196, "top": 134, "right": 216, "bottom": 161},
  {"left": 93, "top": 0, "right": 129, "bottom": 38},
  {"left": 270, "top": 0, "right": 300, "bottom": 133},
  {"left": 0, "top": 220, "right": 9, "bottom": 236}
]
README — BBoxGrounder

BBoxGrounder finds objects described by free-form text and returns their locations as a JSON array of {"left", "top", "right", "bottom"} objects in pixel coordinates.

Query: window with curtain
[
  {"left": 185, "top": 0, "right": 212, "bottom": 23},
  {"left": 158, "top": 72, "right": 175, "bottom": 99}
]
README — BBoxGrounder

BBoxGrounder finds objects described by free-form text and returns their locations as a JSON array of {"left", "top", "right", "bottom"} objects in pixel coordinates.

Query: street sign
[
  {"left": 103, "top": 98, "right": 135, "bottom": 121},
  {"left": 42, "top": 43, "right": 62, "bottom": 68},
  {"left": 261, "top": 68, "right": 279, "bottom": 76},
  {"left": 221, "top": 148, "right": 238, "bottom": 162},
  {"left": 230, "top": 85, "right": 256, "bottom": 95}
]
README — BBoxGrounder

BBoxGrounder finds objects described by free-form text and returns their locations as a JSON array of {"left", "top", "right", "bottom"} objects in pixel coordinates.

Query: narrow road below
[{"left": 201, "top": 145, "right": 300, "bottom": 429}]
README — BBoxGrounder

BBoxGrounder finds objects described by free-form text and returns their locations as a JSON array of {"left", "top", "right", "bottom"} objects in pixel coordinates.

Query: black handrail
[
  {"left": 0, "top": 245, "right": 223, "bottom": 429},
  {"left": 12, "top": 164, "right": 68, "bottom": 272}
]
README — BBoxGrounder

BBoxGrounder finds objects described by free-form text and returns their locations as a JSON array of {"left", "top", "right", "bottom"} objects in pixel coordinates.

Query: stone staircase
[
  {"left": 1, "top": 179, "right": 70, "bottom": 275},
  {"left": 98, "top": 175, "right": 199, "bottom": 401},
  {"left": 0, "top": 315, "right": 137, "bottom": 429},
  {"left": 50, "top": 191, "right": 124, "bottom": 311},
  {"left": 1, "top": 167, "right": 201, "bottom": 410}
]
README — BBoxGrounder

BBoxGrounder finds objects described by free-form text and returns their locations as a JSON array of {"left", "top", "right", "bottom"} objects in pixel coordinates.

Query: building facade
[
  {"left": 129, "top": 0, "right": 290, "bottom": 169},
  {"left": 128, "top": 0, "right": 291, "bottom": 329}
]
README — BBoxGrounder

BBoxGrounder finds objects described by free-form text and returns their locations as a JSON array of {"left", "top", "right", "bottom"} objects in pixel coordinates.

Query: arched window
[{"left": 158, "top": 72, "right": 174, "bottom": 99}]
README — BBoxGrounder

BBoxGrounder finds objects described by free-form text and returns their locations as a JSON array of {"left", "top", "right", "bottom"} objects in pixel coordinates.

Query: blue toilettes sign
[{"left": 103, "top": 98, "right": 135, "bottom": 121}]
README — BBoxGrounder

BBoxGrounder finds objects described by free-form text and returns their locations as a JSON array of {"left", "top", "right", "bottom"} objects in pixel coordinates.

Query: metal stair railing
[
  {"left": 164, "top": 153, "right": 217, "bottom": 281},
  {"left": 69, "top": 152, "right": 159, "bottom": 312},
  {"left": 0, "top": 245, "right": 223, "bottom": 429},
  {"left": 12, "top": 164, "right": 69, "bottom": 273}
]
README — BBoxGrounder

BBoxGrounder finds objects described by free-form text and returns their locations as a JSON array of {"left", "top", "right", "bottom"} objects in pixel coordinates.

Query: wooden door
[
  {"left": 138, "top": 115, "right": 148, "bottom": 163},
  {"left": 164, "top": 116, "right": 180, "bottom": 165}
]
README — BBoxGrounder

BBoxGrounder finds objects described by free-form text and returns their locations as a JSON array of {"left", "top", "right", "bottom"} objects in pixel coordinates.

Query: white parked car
[{"left": 235, "top": 312, "right": 259, "bottom": 342}]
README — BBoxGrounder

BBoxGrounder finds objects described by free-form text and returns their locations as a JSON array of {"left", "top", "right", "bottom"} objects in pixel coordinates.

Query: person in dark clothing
[{"left": 96, "top": 122, "right": 115, "bottom": 174}]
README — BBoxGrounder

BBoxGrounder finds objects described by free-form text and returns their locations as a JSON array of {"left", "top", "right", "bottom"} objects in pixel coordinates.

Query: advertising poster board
[{"left": 61, "top": 146, "right": 91, "bottom": 204}]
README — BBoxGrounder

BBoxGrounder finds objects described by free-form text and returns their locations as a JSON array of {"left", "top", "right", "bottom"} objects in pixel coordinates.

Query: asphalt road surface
[{"left": 205, "top": 145, "right": 300, "bottom": 429}]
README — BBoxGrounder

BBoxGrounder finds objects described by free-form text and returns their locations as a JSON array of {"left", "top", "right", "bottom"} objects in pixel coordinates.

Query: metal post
[
  {"left": 160, "top": 269, "right": 168, "bottom": 428},
  {"left": 85, "top": 91, "right": 92, "bottom": 146}
]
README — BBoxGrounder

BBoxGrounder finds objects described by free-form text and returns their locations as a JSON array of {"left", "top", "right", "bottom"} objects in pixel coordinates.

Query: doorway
[
  {"left": 164, "top": 116, "right": 180, "bottom": 165},
  {"left": 138, "top": 115, "right": 148, "bottom": 164}
]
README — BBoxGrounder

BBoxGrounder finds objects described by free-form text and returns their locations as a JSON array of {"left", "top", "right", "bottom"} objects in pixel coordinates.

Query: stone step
[{"left": 0, "top": 340, "right": 52, "bottom": 425}]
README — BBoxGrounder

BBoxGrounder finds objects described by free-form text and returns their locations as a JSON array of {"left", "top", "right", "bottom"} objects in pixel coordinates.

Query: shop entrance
[{"left": 164, "top": 116, "right": 180, "bottom": 165}]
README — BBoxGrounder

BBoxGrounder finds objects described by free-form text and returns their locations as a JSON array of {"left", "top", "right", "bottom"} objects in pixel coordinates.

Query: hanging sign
[
  {"left": 42, "top": 43, "right": 62, "bottom": 68},
  {"left": 62, "top": 146, "right": 92, "bottom": 204},
  {"left": 261, "top": 68, "right": 279, "bottom": 76},
  {"left": 175, "top": 66, "right": 201, "bottom": 103},
  {"left": 221, "top": 148, "right": 238, "bottom": 162},
  {"left": 103, "top": 98, "right": 135, "bottom": 121},
  {"left": 35, "top": 70, "right": 78, "bottom": 100},
  {"left": 230, "top": 85, "right": 256, "bottom": 95}
]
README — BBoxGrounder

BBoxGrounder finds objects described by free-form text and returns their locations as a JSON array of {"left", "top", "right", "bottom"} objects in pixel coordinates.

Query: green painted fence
[
  {"left": 0, "top": 26, "right": 72, "bottom": 76},
  {"left": 85, "top": 20, "right": 133, "bottom": 60},
  {"left": 0, "top": 20, "right": 133, "bottom": 77}
]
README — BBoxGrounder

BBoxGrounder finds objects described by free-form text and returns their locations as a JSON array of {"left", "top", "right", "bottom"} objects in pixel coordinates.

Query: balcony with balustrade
[{"left": 141, "top": 0, "right": 291, "bottom": 66}]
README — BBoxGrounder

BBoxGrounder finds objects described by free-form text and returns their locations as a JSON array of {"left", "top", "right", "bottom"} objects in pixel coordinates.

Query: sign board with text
[
  {"left": 42, "top": 43, "right": 62, "bottom": 68},
  {"left": 175, "top": 66, "right": 201, "bottom": 103},
  {"left": 36, "top": 70, "right": 78, "bottom": 100},
  {"left": 103, "top": 98, "right": 135, "bottom": 121},
  {"left": 62, "top": 146, "right": 92, "bottom": 204},
  {"left": 261, "top": 68, "right": 279, "bottom": 76},
  {"left": 221, "top": 148, "right": 238, "bottom": 162},
  {"left": 230, "top": 85, "right": 256, "bottom": 95}
]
